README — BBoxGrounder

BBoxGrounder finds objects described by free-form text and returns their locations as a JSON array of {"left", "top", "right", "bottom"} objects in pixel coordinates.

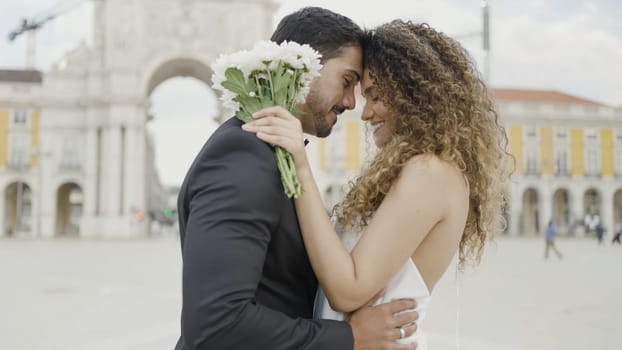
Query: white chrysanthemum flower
[
  {"left": 296, "top": 87, "right": 310, "bottom": 104},
  {"left": 220, "top": 91, "right": 240, "bottom": 112},
  {"left": 253, "top": 41, "right": 281, "bottom": 61},
  {"left": 211, "top": 40, "right": 322, "bottom": 112},
  {"left": 209, "top": 40, "right": 322, "bottom": 199}
]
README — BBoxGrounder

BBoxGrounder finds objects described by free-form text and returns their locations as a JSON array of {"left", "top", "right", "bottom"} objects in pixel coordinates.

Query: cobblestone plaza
[{"left": 1, "top": 236, "right": 619, "bottom": 350}]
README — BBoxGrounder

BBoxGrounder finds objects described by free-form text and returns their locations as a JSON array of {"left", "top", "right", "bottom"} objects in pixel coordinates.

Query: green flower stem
[
  {"left": 226, "top": 65, "right": 304, "bottom": 198},
  {"left": 254, "top": 75, "right": 263, "bottom": 100},
  {"left": 267, "top": 69, "right": 275, "bottom": 101},
  {"left": 274, "top": 146, "right": 301, "bottom": 198}
]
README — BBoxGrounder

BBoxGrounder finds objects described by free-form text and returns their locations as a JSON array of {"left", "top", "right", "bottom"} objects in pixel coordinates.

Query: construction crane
[
  {"left": 8, "top": 17, "right": 55, "bottom": 69},
  {"left": 7, "top": 0, "right": 91, "bottom": 69}
]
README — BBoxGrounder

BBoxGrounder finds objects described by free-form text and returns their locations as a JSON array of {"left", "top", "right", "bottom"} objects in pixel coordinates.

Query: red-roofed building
[
  {"left": 491, "top": 88, "right": 622, "bottom": 236},
  {"left": 492, "top": 88, "right": 604, "bottom": 106}
]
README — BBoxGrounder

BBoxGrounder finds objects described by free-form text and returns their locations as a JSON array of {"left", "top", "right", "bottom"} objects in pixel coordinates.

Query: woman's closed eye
[{"left": 368, "top": 94, "right": 380, "bottom": 103}]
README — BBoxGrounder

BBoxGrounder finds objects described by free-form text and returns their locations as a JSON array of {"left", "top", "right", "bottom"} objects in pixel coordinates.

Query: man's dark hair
[{"left": 271, "top": 7, "right": 366, "bottom": 62}]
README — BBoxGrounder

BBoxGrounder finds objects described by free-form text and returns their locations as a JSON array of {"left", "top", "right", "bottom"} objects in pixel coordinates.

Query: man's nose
[{"left": 342, "top": 89, "right": 356, "bottom": 110}]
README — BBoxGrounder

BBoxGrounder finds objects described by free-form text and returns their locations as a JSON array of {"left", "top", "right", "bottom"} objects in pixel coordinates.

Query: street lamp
[
  {"left": 481, "top": 0, "right": 491, "bottom": 83},
  {"left": 454, "top": 1, "right": 491, "bottom": 83}
]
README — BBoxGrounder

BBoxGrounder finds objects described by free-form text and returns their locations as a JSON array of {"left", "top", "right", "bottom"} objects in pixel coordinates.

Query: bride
[{"left": 243, "top": 20, "right": 510, "bottom": 348}]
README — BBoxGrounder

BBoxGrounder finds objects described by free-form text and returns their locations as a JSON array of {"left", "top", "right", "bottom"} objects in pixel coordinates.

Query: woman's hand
[{"left": 242, "top": 106, "right": 309, "bottom": 170}]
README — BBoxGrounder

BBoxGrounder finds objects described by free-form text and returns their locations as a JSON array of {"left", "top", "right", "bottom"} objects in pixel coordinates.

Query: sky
[{"left": 1, "top": 0, "right": 621, "bottom": 186}]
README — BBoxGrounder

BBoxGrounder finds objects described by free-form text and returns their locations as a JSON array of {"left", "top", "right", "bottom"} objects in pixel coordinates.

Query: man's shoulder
[
  {"left": 204, "top": 116, "right": 272, "bottom": 156},
  {"left": 180, "top": 116, "right": 282, "bottom": 200},
  {"left": 208, "top": 116, "right": 244, "bottom": 146},
  {"left": 186, "top": 116, "right": 278, "bottom": 182}
]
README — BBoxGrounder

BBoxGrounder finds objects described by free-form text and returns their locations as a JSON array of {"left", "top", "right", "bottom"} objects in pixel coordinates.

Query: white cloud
[
  {"left": 271, "top": 0, "right": 622, "bottom": 106},
  {"left": 0, "top": 0, "right": 93, "bottom": 69},
  {"left": 273, "top": 0, "right": 478, "bottom": 31},
  {"left": 2, "top": 0, "right": 620, "bottom": 105},
  {"left": 490, "top": 2, "right": 622, "bottom": 105}
]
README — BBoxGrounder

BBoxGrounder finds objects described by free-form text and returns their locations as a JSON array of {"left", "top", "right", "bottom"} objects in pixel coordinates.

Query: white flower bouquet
[{"left": 211, "top": 41, "right": 322, "bottom": 198}]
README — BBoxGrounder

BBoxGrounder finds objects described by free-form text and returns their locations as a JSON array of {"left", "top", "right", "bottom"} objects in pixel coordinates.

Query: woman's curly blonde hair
[{"left": 334, "top": 20, "right": 511, "bottom": 266}]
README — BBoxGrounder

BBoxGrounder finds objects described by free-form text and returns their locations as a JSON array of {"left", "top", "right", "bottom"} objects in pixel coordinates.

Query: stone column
[
  {"left": 126, "top": 125, "right": 147, "bottom": 218},
  {"left": 38, "top": 128, "right": 55, "bottom": 238},
  {"left": 510, "top": 203, "right": 522, "bottom": 236},
  {"left": 101, "top": 126, "right": 122, "bottom": 216},
  {"left": 601, "top": 187, "right": 614, "bottom": 235},
  {"left": 540, "top": 190, "right": 552, "bottom": 235},
  {"left": 0, "top": 185, "right": 5, "bottom": 237},
  {"left": 570, "top": 186, "right": 585, "bottom": 235},
  {"left": 510, "top": 182, "right": 523, "bottom": 236},
  {"left": 83, "top": 128, "right": 98, "bottom": 217}
]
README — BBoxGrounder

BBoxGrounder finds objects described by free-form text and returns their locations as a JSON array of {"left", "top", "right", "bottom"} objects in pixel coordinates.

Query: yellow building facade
[
  {"left": 0, "top": 104, "right": 39, "bottom": 233},
  {"left": 309, "top": 88, "right": 622, "bottom": 237},
  {"left": 0, "top": 69, "right": 85, "bottom": 237},
  {"left": 496, "top": 89, "right": 622, "bottom": 236}
]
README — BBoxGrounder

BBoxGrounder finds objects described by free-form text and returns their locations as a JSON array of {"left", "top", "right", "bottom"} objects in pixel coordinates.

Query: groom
[{"left": 175, "top": 7, "right": 418, "bottom": 350}]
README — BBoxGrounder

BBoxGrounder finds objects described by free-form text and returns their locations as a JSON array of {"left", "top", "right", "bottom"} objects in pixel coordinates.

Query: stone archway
[
  {"left": 18, "top": 0, "right": 276, "bottom": 238},
  {"left": 56, "top": 183, "right": 83, "bottom": 235},
  {"left": 144, "top": 58, "right": 220, "bottom": 216},
  {"left": 521, "top": 188, "right": 539, "bottom": 235},
  {"left": 553, "top": 188, "right": 571, "bottom": 235},
  {"left": 3, "top": 182, "right": 32, "bottom": 235},
  {"left": 584, "top": 188, "right": 601, "bottom": 216},
  {"left": 146, "top": 58, "right": 214, "bottom": 98},
  {"left": 583, "top": 188, "right": 602, "bottom": 235}
]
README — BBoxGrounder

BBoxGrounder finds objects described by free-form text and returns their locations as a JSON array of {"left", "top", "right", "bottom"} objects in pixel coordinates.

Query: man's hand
[{"left": 347, "top": 292, "right": 419, "bottom": 350}]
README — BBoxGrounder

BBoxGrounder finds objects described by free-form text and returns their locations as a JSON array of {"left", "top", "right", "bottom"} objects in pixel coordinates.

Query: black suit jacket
[{"left": 174, "top": 117, "right": 353, "bottom": 349}]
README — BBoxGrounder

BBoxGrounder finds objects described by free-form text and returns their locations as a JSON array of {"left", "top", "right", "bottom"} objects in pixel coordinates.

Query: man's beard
[
  {"left": 305, "top": 90, "right": 333, "bottom": 138},
  {"left": 312, "top": 110, "right": 332, "bottom": 138}
]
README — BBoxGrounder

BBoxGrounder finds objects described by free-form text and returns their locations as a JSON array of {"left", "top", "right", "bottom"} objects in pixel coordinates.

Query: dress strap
[
  {"left": 454, "top": 259, "right": 462, "bottom": 350},
  {"left": 463, "top": 175, "right": 470, "bottom": 196}
]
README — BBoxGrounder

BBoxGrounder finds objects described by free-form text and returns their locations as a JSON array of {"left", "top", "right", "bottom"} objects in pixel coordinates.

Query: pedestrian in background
[
  {"left": 596, "top": 223, "right": 605, "bottom": 244},
  {"left": 612, "top": 223, "right": 621, "bottom": 245},
  {"left": 545, "top": 220, "right": 563, "bottom": 260}
]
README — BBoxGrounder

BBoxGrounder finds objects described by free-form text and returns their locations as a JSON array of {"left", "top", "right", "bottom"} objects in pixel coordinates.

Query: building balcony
[
  {"left": 585, "top": 171, "right": 601, "bottom": 178},
  {"left": 59, "top": 162, "right": 82, "bottom": 172},
  {"left": 7, "top": 161, "right": 30, "bottom": 172},
  {"left": 524, "top": 168, "right": 541, "bottom": 176},
  {"left": 555, "top": 169, "right": 572, "bottom": 177}
]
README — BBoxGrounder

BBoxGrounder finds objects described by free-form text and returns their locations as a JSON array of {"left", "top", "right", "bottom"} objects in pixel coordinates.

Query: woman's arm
[{"left": 244, "top": 107, "right": 450, "bottom": 312}]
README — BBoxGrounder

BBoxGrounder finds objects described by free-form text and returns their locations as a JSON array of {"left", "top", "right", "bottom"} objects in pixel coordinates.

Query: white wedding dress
[{"left": 314, "top": 219, "right": 431, "bottom": 349}]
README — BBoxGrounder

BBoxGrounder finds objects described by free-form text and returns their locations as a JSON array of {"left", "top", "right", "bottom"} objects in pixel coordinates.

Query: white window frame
[
  {"left": 584, "top": 128, "right": 600, "bottom": 176},
  {"left": 9, "top": 133, "right": 30, "bottom": 170},
  {"left": 554, "top": 127, "right": 570, "bottom": 175},
  {"left": 10, "top": 109, "right": 30, "bottom": 127},
  {"left": 524, "top": 126, "right": 540, "bottom": 175},
  {"left": 60, "top": 135, "right": 82, "bottom": 170},
  {"left": 615, "top": 128, "right": 622, "bottom": 176}
]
